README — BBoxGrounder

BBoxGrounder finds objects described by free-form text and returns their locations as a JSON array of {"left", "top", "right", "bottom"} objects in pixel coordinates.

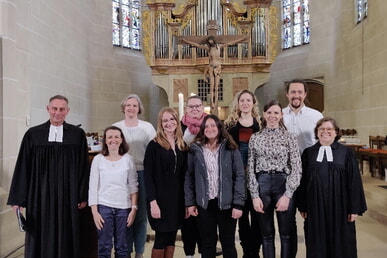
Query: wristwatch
[{"left": 131, "top": 205, "right": 138, "bottom": 210}]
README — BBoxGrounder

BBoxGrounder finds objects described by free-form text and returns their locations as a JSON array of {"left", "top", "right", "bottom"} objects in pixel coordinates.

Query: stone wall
[
  {"left": 263, "top": 0, "right": 387, "bottom": 145},
  {"left": 0, "top": 1, "right": 159, "bottom": 256}
]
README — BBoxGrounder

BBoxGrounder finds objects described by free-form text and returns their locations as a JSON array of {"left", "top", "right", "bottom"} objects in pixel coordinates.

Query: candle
[{"left": 178, "top": 93, "right": 184, "bottom": 120}]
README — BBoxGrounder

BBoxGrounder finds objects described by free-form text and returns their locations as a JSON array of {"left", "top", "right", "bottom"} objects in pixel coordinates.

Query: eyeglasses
[
  {"left": 187, "top": 104, "right": 202, "bottom": 109},
  {"left": 161, "top": 117, "right": 176, "bottom": 123},
  {"left": 318, "top": 128, "right": 335, "bottom": 132}
]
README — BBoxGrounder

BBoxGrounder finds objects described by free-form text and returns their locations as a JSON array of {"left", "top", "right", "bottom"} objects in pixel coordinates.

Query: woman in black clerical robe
[{"left": 297, "top": 117, "right": 367, "bottom": 258}]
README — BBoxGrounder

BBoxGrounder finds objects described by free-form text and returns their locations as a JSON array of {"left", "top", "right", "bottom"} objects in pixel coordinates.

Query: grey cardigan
[{"left": 185, "top": 140, "right": 246, "bottom": 210}]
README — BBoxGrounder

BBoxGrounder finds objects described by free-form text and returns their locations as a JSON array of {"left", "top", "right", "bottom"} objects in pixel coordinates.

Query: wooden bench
[
  {"left": 358, "top": 148, "right": 387, "bottom": 179},
  {"left": 357, "top": 136, "right": 386, "bottom": 178}
]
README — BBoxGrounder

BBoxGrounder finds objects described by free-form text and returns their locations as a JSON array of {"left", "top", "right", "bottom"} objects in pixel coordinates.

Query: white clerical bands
[
  {"left": 48, "top": 125, "right": 63, "bottom": 142},
  {"left": 316, "top": 146, "right": 333, "bottom": 162}
]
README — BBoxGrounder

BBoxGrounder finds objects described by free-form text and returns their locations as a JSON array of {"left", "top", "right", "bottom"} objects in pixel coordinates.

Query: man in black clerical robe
[{"left": 7, "top": 95, "right": 89, "bottom": 258}]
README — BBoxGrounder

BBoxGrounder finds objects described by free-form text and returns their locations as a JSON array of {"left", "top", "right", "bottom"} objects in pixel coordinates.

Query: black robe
[
  {"left": 7, "top": 121, "right": 89, "bottom": 258},
  {"left": 144, "top": 140, "right": 186, "bottom": 232},
  {"left": 297, "top": 142, "right": 367, "bottom": 258}
]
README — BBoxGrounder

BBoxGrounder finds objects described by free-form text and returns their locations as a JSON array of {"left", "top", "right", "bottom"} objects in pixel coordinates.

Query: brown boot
[
  {"left": 151, "top": 248, "right": 165, "bottom": 258},
  {"left": 164, "top": 246, "right": 175, "bottom": 258}
]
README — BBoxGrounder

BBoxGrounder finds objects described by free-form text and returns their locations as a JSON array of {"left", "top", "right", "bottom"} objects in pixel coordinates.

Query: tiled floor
[{"left": 5, "top": 175, "right": 387, "bottom": 258}]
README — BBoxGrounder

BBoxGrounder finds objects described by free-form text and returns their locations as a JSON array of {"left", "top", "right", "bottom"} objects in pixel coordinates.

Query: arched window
[
  {"left": 112, "top": 0, "right": 141, "bottom": 50},
  {"left": 282, "top": 0, "right": 310, "bottom": 49},
  {"left": 355, "top": 0, "right": 368, "bottom": 24}
]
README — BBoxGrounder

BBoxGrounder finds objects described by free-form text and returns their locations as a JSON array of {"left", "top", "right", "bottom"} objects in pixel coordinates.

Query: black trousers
[
  {"left": 181, "top": 215, "right": 201, "bottom": 255},
  {"left": 238, "top": 193, "right": 262, "bottom": 258},
  {"left": 256, "top": 172, "right": 296, "bottom": 258},
  {"left": 197, "top": 199, "right": 237, "bottom": 258}
]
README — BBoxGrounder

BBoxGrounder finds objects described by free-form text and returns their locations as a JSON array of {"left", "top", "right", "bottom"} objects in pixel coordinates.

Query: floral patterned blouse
[{"left": 247, "top": 127, "right": 302, "bottom": 199}]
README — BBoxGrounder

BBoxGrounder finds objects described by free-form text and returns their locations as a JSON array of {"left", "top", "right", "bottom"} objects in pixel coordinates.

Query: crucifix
[{"left": 178, "top": 20, "right": 247, "bottom": 116}]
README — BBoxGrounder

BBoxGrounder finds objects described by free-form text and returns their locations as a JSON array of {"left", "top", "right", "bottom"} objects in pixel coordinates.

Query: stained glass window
[
  {"left": 282, "top": 0, "right": 310, "bottom": 49},
  {"left": 112, "top": 0, "right": 141, "bottom": 50},
  {"left": 356, "top": 0, "right": 368, "bottom": 24}
]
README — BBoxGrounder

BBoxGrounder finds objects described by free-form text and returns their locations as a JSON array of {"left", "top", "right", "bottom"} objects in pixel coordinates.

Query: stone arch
[
  {"left": 148, "top": 84, "right": 169, "bottom": 125},
  {"left": 304, "top": 79, "right": 324, "bottom": 113}
]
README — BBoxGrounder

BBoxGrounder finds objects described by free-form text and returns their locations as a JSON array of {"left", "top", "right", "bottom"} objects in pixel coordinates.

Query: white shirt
[
  {"left": 113, "top": 120, "right": 156, "bottom": 171},
  {"left": 203, "top": 146, "right": 219, "bottom": 200},
  {"left": 283, "top": 105, "right": 323, "bottom": 153},
  {"left": 88, "top": 153, "right": 138, "bottom": 209}
]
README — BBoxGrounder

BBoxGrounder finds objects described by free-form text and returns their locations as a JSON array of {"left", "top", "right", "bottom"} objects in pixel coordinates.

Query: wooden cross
[{"left": 177, "top": 20, "right": 247, "bottom": 116}]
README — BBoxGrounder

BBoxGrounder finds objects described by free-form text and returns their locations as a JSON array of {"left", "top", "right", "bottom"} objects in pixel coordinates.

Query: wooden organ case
[{"left": 142, "top": 0, "right": 279, "bottom": 116}]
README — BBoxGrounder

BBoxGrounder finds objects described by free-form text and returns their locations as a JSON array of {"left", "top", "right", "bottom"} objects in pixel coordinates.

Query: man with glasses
[{"left": 283, "top": 79, "right": 323, "bottom": 258}]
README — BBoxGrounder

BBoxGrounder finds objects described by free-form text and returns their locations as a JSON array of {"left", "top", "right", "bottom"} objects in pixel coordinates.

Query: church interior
[{"left": 1, "top": 0, "right": 387, "bottom": 257}]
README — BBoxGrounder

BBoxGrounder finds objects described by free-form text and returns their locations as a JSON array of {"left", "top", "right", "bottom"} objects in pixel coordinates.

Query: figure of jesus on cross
[{"left": 178, "top": 20, "right": 247, "bottom": 115}]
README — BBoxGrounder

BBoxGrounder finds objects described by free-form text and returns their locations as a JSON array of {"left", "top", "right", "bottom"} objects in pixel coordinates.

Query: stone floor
[{"left": 4, "top": 174, "right": 387, "bottom": 258}]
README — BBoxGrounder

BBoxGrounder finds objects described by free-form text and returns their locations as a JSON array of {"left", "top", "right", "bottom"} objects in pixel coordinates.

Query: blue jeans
[
  {"left": 239, "top": 142, "right": 249, "bottom": 168},
  {"left": 97, "top": 205, "right": 129, "bottom": 258},
  {"left": 127, "top": 170, "right": 147, "bottom": 254}
]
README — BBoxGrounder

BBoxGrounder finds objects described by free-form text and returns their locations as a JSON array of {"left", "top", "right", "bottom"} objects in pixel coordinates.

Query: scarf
[{"left": 182, "top": 113, "right": 207, "bottom": 135}]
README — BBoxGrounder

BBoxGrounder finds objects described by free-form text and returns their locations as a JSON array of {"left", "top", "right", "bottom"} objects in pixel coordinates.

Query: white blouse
[
  {"left": 88, "top": 153, "right": 138, "bottom": 209},
  {"left": 203, "top": 146, "right": 219, "bottom": 200}
]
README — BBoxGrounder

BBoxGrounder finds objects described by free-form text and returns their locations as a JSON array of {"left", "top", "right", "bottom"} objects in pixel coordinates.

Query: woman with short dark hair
[{"left": 297, "top": 117, "right": 367, "bottom": 258}]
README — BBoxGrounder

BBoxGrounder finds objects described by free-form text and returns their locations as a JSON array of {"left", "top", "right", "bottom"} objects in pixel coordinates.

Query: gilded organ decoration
[{"left": 143, "top": 0, "right": 278, "bottom": 115}]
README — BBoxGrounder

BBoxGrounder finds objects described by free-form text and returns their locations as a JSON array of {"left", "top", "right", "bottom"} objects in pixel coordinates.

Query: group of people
[{"left": 7, "top": 79, "right": 367, "bottom": 258}]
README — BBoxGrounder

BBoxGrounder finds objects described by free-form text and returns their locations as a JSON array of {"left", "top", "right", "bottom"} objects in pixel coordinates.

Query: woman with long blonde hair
[
  {"left": 224, "top": 89, "right": 262, "bottom": 257},
  {"left": 144, "top": 107, "right": 187, "bottom": 258},
  {"left": 224, "top": 89, "right": 261, "bottom": 130}
]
